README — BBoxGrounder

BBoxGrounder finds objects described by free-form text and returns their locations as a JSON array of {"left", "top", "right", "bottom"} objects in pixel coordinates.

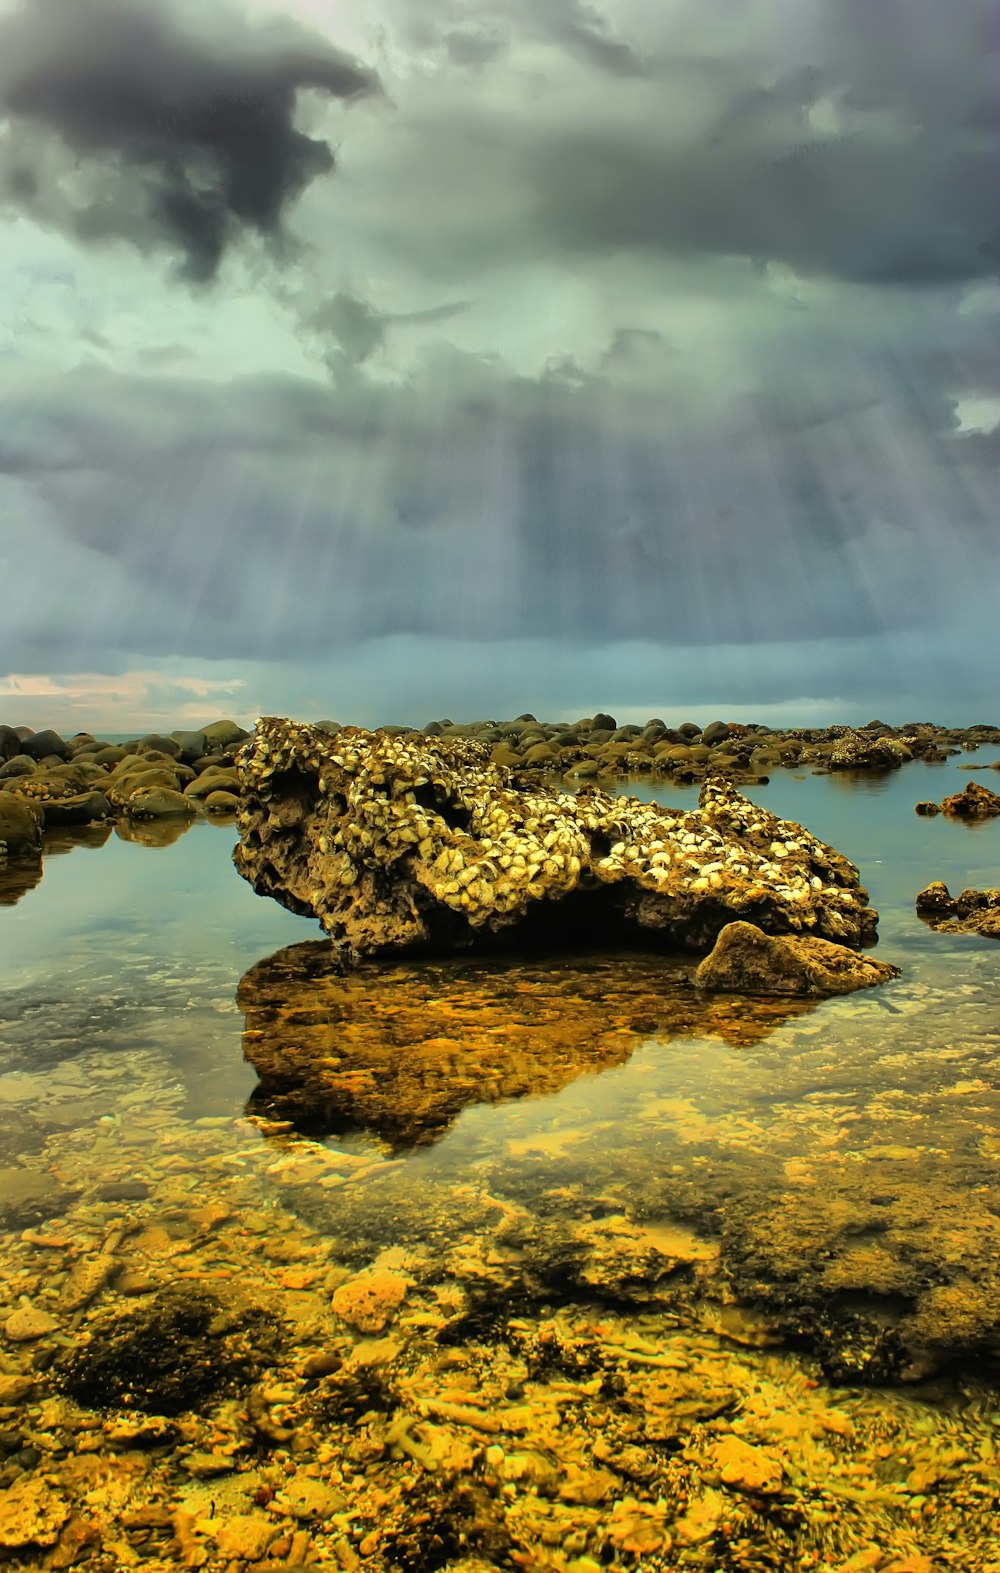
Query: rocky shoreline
[{"left": 3, "top": 712, "right": 1000, "bottom": 859}]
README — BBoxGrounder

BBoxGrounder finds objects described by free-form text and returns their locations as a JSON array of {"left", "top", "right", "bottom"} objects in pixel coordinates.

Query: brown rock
[
  {"left": 694, "top": 921, "right": 899, "bottom": 997},
  {"left": 332, "top": 1268, "right": 407, "bottom": 1332},
  {"left": 4, "top": 1305, "right": 60, "bottom": 1341},
  {"left": 706, "top": 1436, "right": 783, "bottom": 1494},
  {"left": 0, "top": 1373, "right": 35, "bottom": 1403},
  {"left": 213, "top": 1512, "right": 277, "bottom": 1561},
  {"left": 916, "top": 882, "right": 1000, "bottom": 939},
  {"left": 939, "top": 781, "right": 1000, "bottom": 818},
  {"left": 0, "top": 1477, "right": 69, "bottom": 1550}
]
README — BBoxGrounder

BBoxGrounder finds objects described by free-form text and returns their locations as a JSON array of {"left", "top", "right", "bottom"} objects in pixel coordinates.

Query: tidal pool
[{"left": 1, "top": 756, "right": 999, "bottom": 1571}]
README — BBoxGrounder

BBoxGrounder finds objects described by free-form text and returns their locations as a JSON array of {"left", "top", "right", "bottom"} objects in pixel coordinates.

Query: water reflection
[{"left": 238, "top": 940, "right": 815, "bottom": 1148}]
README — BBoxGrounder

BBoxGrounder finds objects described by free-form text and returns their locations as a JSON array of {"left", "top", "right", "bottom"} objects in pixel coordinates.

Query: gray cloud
[
  {"left": 1, "top": 0, "right": 997, "bottom": 730},
  {"left": 0, "top": 0, "right": 379, "bottom": 279},
  {"left": 295, "top": 291, "right": 470, "bottom": 381},
  {"left": 1, "top": 320, "right": 994, "bottom": 677}
]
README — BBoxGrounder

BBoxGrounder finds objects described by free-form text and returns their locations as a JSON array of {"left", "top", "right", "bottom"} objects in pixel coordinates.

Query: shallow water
[{"left": 2, "top": 756, "right": 1000, "bottom": 1570}]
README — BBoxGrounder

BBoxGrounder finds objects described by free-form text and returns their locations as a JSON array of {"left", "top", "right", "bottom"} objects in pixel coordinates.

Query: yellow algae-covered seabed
[{"left": 2, "top": 760, "right": 1000, "bottom": 1571}]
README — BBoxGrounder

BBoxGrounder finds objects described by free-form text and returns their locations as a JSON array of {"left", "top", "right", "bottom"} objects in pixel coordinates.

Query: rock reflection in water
[
  {"left": 238, "top": 940, "right": 815, "bottom": 1147},
  {"left": 0, "top": 823, "right": 113, "bottom": 906}
]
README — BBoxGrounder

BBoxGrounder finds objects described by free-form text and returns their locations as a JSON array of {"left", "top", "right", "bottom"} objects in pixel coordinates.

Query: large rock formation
[
  {"left": 827, "top": 729, "right": 913, "bottom": 770},
  {"left": 234, "top": 719, "right": 884, "bottom": 965}
]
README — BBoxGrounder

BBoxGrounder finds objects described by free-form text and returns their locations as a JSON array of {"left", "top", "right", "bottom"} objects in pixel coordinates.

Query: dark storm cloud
[
  {"left": 522, "top": 0, "right": 999, "bottom": 285},
  {"left": 0, "top": 0, "right": 378, "bottom": 279},
  {"left": 385, "top": 0, "right": 647, "bottom": 79}
]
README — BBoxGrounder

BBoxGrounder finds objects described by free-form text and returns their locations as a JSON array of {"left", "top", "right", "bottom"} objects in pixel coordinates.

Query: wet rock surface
[
  {"left": 52, "top": 1289, "right": 281, "bottom": 1415},
  {"left": 2, "top": 949, "right": 1000, "bottom": 1570},
  {"left": 234, "top": 718, "right": 885, "bottom": 965}
]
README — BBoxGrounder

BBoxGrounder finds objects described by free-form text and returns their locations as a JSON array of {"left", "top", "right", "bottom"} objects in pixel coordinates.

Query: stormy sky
[{"left": 0, "top": 0, "right": 997, "bottom": 732}]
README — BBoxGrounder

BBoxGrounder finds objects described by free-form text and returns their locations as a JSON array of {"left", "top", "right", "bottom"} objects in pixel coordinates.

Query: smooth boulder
[{"left": 694, "top": 920, "right": 899, "bottom": 997}]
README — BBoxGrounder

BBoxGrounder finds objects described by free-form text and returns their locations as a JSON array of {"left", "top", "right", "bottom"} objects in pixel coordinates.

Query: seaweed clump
[
  {"left": 376, "top": 1479, "right": 513, "bottom": 1572},
  {"left": 52, "top": 1289, "right": 280, "bottom": 1415}
]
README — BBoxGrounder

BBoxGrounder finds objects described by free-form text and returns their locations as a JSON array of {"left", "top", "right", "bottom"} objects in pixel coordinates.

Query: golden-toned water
[{"left": 2, "top": 760, "right": 999, "bottom": 1570}]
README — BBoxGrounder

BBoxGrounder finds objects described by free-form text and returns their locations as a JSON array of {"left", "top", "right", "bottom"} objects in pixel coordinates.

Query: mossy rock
[
  {"left": 204, "top": 790, "right": 240, "bottom": 814},
  {"left": 523, "top": 742, "right": 559, "bottom": 765},
  {"left": 20, "top": 729, "right": 68, "bottom": 761},
  {"left": 0, "top": 792, "right": 44, "bottom": 856},
  {"left": 52, "top": 1289, "right": 280, "bottom": 1416},
  {"left": 108, "top": 769, "right": 182, "bottom": 808},
  {"left": 41, "top": 792, "right": 112, "bottom": 825},
  {"left": 202, "top": 719, "right": 252, "bottom": 749},
  {"left": 168, "top": 729, "right": 208, "bottom": 764},
  {"left": 122, "top": 786, "right": 198, "bottom": 819},
  {"left": 490, "top": 745, "right": 523, "bottom": 769},
  {"left": 0, "top": 756, "right": 38, "bottom": 780},
  {"left": 138, "top": 734, "right": 182, "bottom": 758},
  {"left": 184, "top": 769, "right": 240, "bottom": 799}
]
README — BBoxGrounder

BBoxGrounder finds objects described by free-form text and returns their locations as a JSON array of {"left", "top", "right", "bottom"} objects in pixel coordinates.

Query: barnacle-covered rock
[
  {"left": 233, "top": 719, "right": 885, "bottom": 966},
  {"left": 827, "top": 729, "right": 913, "bottom": 769}
]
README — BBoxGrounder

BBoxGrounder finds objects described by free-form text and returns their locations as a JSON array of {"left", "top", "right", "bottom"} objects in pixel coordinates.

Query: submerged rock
[
  {"left": 694, "top": 921, "right": 900, "bottom": 997},
  {"left": 234, "top": 718, "right": 883, "bottom": 965},
  {"left": 52, "top": 1289, "right": 279, "bottom": 1415},
  {"left": 916, "top": 882, "right": 1000, "bottom": 939}
]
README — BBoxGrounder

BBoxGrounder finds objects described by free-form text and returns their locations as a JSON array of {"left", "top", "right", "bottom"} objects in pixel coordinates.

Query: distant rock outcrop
[
  {"left": 827, "top": 730, "right": 912, "bottom": 770},
  {"left": 916, "top": 882, "right": 1000, "bottom": 939},
  {"left": 233, "top": 718, "right": 886, "bottom": 968},
  {"left": 940, "top": 782, "right": 1000, "bottom": 819}
]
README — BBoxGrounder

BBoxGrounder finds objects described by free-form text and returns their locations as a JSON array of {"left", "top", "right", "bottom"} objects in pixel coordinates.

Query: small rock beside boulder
[{"left": 694, "top": 921, "right": 899, "bottom": 997}]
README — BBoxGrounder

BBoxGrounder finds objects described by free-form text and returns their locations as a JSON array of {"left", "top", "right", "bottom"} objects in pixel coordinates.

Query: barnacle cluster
[{"left": 234, "top": 719, "right": 879, "bottom": 961}]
